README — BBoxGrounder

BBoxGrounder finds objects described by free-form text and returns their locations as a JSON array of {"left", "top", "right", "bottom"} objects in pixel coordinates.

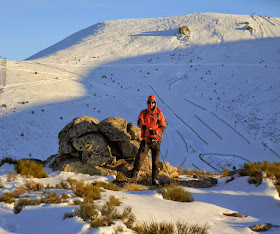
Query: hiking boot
[{"left": 152, "top": 179, "right": 159, "bottom": 187}]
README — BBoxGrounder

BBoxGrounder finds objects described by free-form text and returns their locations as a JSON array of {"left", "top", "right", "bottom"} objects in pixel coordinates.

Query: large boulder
[
  {"left": 117, "top": 140, "right": 140, "bottom": 158},
  {"left": 58, "top": 116, "right": 99, "bottom": 155},
  {"left": 98, "top": 117, "right": 131, "bottom": 141},
  {"left": 73, "top": 134, "right": 112, "bottom": 166}
]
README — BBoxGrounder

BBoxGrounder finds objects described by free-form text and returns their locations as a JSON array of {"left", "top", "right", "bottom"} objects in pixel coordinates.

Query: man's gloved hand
[
  {"left": 149, "top": 129, "right": 157, "bottom": 135},
  {"left": 142, "top": 125, "right": 147, "bottom": 131}
]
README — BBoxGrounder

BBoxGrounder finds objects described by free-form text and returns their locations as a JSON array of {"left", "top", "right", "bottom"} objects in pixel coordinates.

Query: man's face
[{"left": 147, "top": 100, "right": 156, "bottom": 108}]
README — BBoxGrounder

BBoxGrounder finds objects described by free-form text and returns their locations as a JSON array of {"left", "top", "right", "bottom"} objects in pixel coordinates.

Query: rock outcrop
[{"left": 50, "top": 116, "right": 178, "bottom": 180}]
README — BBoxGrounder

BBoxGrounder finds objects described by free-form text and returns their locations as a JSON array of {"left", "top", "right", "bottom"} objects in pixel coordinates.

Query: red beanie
[{"left": 147, "top": 96, "right": 156, "bottom": 102}]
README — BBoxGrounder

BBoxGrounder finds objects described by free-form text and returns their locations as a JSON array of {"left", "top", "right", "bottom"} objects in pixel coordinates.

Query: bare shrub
[
  {"left": 24, "top": 180, "right": 44, "bottom": 191},
  {"left": 55, "top": 181, "right": 70, "bottom": 190},
  {"left": 15, "top": 160, "right": 48, "bottom": 178},
  {"left": 120, "top": 206, "right": 136, "bottom": 229},
  {"left": 45, "top": 191, "right": 62, "bottom": 204},
  {"left": 157, "top": 183, "right": 194, "bottom": 202}
]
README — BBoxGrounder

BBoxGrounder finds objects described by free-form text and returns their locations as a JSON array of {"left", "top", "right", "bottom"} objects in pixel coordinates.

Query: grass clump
[
  {"left": 15, "top": 160, "right": 48, "bottom": 178},
  {"left": 133, "top": 220, "right": 209, "bottom": 234},
  {"left": 158, "top": 183, "right": 194, "bottom": 202},
  {"left": 69, "top": 195, "right": 135, "bottom": 230},
  {"left": 67, "top": 178, "right": 101, "bottom": 200}
]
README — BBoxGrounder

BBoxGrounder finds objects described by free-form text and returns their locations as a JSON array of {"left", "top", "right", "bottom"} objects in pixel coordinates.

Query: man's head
[{"left": 147, "top": 96, "right": 156, "bottom": 109}]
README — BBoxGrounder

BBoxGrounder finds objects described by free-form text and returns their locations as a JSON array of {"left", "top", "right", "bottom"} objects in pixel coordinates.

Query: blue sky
[{"left": 1, "top": 0, "right": 280, "bottom": 61}]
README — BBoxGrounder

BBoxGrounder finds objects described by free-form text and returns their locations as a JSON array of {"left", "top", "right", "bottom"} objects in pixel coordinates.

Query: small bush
[
  {"left": 221, "top": 168, "right": 229, "bottom": 178},
  {"left": 55, "top": 181, "right": 70, "bottom": 190},
  {"left": 15, "top": 160, "right": 48, "bottom": 178},
  {"left": 158, "top": 183, "right": 194, "bottom": 202},
  {"left": 120, "top": 206, "right": 136, "bottom": 229},
  {"left": 238, "top": 161, "right": 280, "bottom": 187},
  {"left": 24, "top": 180, "right": 44, "bottom": 191},
  {"left": 75, "top": 199, "right": 98, "bottom": 221},
  {"left": 45, "top": 191, "right": 62, "bottom": 204},
  {"left": 67, "top": 178, "right": 101, "bottom": 200}
]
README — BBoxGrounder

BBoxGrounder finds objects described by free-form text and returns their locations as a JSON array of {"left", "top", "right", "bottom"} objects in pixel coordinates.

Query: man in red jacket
[{"left": 127, "top": 96, "right": 166, "bottom": 186}]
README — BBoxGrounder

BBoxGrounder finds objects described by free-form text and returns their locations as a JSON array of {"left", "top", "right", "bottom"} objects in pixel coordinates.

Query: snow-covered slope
[{"left": 0, "top": 13, "right": 280, "bottom": 172}]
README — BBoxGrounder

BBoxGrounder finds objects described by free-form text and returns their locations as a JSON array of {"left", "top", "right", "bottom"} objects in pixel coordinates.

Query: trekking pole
[{"left": 156, "top": 141, "right": 172, "bottom": 183}]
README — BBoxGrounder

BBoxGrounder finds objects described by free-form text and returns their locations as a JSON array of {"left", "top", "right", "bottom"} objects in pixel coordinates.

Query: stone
[
  {"left": 127, "top": 122, "right": 141, "bottom": 141},
  {"left": 180, "top": 177, "right": 218, "bottom": 188},
  {"left": 223, "top": 212, "right": 247, "bottom": 218},
  {"left": 72, "top": 134, "right": 112, "bottom": 166},
  {"left": 117, "top": 140, "right": 140, "bottom": 158},
  {"left": 58, "top": 116, "right": 99, "bottom": 155},
  {"left": 250, "top": 223, "right": 273, "bottom": 232},
  {"left": 98, "top": 117, "right": 130, "bottom": 141}
]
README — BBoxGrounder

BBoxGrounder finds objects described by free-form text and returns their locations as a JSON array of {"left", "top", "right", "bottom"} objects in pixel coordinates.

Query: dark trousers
[{"left": 132, "top": 140, "right": 161, "bottom": 181}]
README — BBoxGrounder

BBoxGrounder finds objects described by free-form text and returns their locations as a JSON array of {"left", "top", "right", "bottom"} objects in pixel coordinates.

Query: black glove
[
  {"left": 142, "top": 125, "right": 147, "bottom": 131},
  {"left": 149, "top": 129, "right": 157, "bottom": 135}
]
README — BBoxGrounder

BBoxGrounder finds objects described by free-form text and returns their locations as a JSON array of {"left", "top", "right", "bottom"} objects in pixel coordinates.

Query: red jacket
[{"left": 137, "top": 96, "right": 166, "bottom": 142}]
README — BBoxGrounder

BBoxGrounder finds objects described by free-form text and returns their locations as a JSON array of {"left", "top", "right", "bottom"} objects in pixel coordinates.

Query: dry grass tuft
[
  {"left": 93, "top": 181, "right": 120, "bottom": 191},
  {"left": 67, "top": 178, "right": 101, "bottom": 200},
  {"left": 158, "top": 183, "right": 194, "bottom": 202},
  {"left": 122, "top": 183, "right": 149, "bottom": 191},
  {"left": 133, "top": 220, "right": 210, "bottom": 234},
  {"left": 24, "top": 180, "right": 44, "bottom": 191},
  {"left": 15, "top": 160, "right": 48, "bottom": 178}
]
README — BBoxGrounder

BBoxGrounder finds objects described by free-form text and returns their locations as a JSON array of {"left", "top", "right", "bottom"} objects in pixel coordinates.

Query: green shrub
[
  {"left": 15, "top": 160, "right": 48, "bottom": 178},
  {"left": 158, "top": 183, "right": 194, "bottom": 202}
]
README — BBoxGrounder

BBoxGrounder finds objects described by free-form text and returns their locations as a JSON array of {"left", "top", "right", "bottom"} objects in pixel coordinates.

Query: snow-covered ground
[
  {"left": 0, "top": 12, "right": 280, "bottom": 234},
  {"left": 0, "top": 163, "right": 279, "bottom": 234}
]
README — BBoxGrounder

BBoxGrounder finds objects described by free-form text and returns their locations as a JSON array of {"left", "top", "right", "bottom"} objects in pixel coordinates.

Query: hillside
[{"left": 0, "top": 13, "right": 280, "bottom": 172}]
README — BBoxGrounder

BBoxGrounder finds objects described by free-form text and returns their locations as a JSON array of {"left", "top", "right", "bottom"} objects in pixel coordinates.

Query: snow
[
  {"left": 0, "top": 163, "right": 279, "bottom": 234},
  {"left": 0, "top": 12, "right": 280, "bottom": 233}
]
